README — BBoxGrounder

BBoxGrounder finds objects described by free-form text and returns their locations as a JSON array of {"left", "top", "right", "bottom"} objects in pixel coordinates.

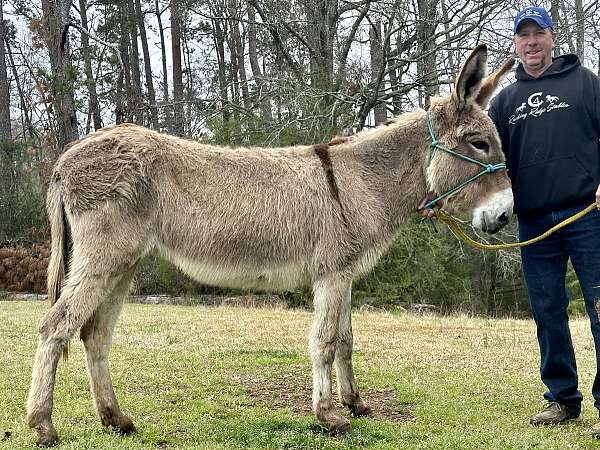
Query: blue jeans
[{"left": 519, "top": 204, "right": 600, "bottom": 415}]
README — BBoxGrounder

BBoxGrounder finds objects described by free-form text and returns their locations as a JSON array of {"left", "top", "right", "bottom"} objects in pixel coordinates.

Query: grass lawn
[{"left": 1, "top": 300, "right": 599, "bottom": 449}]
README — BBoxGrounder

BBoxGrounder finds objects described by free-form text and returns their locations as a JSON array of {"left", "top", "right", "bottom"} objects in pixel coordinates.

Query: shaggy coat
[{"left": 27, "top": 44, "right": 514, "bottom": 446}]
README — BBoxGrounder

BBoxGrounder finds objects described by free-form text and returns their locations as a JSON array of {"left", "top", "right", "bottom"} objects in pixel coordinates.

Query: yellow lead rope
[{"left": 433, "top": 203, "right": 597, "bottom": 250}]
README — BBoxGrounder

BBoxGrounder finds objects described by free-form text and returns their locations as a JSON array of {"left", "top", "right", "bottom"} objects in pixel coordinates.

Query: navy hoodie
[{"left": 489, "top": 55, "right": 600, "bottom": 216}]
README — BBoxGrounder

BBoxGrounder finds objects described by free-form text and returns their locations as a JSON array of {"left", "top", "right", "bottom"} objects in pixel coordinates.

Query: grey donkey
[{"left": 27, "top": 44, "right": 514, "bottom": 446}]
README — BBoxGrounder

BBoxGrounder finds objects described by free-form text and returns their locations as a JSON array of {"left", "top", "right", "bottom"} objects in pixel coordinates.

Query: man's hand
[
  {"left": 418, "top": 208, "right": 436, "bottom": 218},
  {"left": 417, "top": 193, "right": 441, "bottom": 217},
  {"left": 596, "top": 184, "right": 600, "bottom": 210}
]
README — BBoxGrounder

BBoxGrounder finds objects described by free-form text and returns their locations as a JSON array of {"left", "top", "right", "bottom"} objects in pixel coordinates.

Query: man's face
[{"left": 513, "top": 21, "right": 556, "bottom": 75}]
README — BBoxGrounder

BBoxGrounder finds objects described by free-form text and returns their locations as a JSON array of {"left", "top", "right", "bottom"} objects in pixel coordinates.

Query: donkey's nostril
[{"left": 497, "top": 212, "right": 509, "bottom": 225}]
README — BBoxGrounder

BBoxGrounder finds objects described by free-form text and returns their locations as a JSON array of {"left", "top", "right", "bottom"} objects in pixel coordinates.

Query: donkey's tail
[{"left": 46, "top": 181, "right": 71, "bottom": 360}]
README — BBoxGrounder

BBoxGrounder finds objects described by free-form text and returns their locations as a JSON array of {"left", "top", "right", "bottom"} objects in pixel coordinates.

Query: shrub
[{"left": 0, "top": 138, "right": 50, "bottom": 242}]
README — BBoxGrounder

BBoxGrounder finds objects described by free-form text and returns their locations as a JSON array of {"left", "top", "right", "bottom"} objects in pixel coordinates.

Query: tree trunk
[
  {"left": 127, "top": 0, "right": 143, "bottom": 125},
  {"left": 115, "top": 66, "right": 124, "bottom": 124},
  {"left": 550, "top": 0, "right": 575, "bottom": 56},
  {"left": 440, "top": 0, "right": 456, "bottom": 79},
  {"left": 247, "top": 1, "right": 271, "bottom": 121},
  {"left": 386, "top": 13, "right": 403, "bottom": 116},
  {"left": 40, "top": 0, "right": 78, "bottom": 151},
  {"left": 119, "top": 3, "right": 133, "bottom": 122},
  {"left": 0, "top": 0, "right": 11, "bottom": 139},
  {"left": 305, "top": 0, "right": 335, "bottom": 92},
  {"left": 171, "top": 0, "right": 185, "bottom": 135},
  {"left": 227, "top": 33, "right": 240, "bottom": 108},
  {"left": 213, "top": 17, "right": 230, "bottom": 126},
  {"left": 304, "top": 0, "right": 337, "bottom": 137},
  {"left": 78, "top": 0, "right": 102, "bottom": 133},
  {"left": 369, "top": 18, "right": 387, "bottom": 125},
  {"left": 416, "top": 0, "right": 439, "bottom": 109},
  {"left": 225, "top": 23, "right": 242, "bottom": 143},
  {"left": 549, "top": 0, "right": 560, "bottom": 56},
  {"left": 575, "top": 0, "right": 584, "bottom": 60},
  {"left": 135, "top": 0, "right": 159, "bottom": 129},
  {"left": 182, "top": 17, "right": 193, "bottom": 133},
  {"left": 155, "top": 0, "right": 170, "bottom": 130},
  {"left": 5, "top": 40, "right": 35, "bottom": 140},
  {"left": 230, "top": 18, "right": 250, "bottom": 109}
]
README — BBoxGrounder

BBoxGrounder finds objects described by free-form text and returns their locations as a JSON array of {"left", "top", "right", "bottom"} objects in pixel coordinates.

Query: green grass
[{"left": 1, "top": 301, "right": 600, "bottom": 449}]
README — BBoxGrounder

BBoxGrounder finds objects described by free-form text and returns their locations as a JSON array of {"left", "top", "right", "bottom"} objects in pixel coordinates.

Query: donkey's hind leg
[
  {"left": 335, "top": 283, "right": 373, "bottom": 418},
  {"left": 310, "top": 275, "right": 351, "bottom": 434},
  {"left": 80, "top": 266, "right": 137, "bottom": 436},
  {"left": 26, "top": 267, "right": 124, "bottom": 446}
]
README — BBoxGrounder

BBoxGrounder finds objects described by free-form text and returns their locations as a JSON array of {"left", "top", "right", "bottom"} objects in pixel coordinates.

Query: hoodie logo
[
  {"left": 528, "top": 92, "right": 544, "bottom": 107},
  {"left": 509, "top": 92, "right": 569, "bottom": 125}
]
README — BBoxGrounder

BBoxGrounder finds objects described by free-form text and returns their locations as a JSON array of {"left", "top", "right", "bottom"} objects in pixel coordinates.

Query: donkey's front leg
[
  {"left": 310, "top": 275, "right": 351, "bottom": 434},
  {"left": 335, "top": 283, "right": 373, "bottom": 418}
]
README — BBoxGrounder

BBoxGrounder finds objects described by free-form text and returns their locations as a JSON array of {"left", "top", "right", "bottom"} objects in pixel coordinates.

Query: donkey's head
[{"left": 424, "top": 44, "right": 514, "bottom": 234}]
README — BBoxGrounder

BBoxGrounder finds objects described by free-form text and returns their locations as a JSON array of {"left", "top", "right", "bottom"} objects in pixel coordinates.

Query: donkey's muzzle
[{"left": 472, "top": 188, "right": 514, "bottom": 234}]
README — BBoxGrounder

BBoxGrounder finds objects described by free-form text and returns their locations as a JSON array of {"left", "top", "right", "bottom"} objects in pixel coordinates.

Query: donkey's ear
[
  {"left": 476, "top": 57, "right": 515, "bottom": 108},
  {"left": 452, "top": 44, "right": 488, "bottom": 110}
]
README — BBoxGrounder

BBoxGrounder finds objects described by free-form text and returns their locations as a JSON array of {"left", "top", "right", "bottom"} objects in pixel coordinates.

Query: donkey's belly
[{"left": 160, "top": 247, "right": 309, "bottom": 291}]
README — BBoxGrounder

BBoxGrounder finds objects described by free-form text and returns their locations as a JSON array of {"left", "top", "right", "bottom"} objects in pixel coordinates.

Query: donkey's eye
[{"left": 470, "top": 140, "right": 489, "bottom": 152}]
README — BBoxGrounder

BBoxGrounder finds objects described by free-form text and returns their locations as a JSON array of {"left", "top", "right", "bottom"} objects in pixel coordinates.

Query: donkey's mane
[
  {"left": 63, "top": 107, "right": 428, "bottom": 157},
  {"left": 327, "top": 109, "right": 425, "bottom": 148}
]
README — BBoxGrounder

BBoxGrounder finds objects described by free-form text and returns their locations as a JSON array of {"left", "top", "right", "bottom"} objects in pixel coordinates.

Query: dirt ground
[{"left": 232, "top": 371, "right": 415, "bottom": 423}]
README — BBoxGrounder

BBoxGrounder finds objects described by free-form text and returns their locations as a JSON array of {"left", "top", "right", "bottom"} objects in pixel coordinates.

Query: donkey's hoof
[
  {"left": 350, "top": 401, "right": 374, "bottom": 418},
  {"left": 35, "top": 429, "right": 58, "bottom": 447},
  {"left": 111, "top": 417, "right": 136, "bottom": 436},
  {"left": 103, "top": 412, "right": 136, "bottom": 436},
  {"left": 327, "top": 416, "right": 352, "bottom": 436}
]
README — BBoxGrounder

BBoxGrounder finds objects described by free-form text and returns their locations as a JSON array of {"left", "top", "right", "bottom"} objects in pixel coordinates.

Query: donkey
[{"left": 27, "top": 44, "right": 513, "bottom": 446}]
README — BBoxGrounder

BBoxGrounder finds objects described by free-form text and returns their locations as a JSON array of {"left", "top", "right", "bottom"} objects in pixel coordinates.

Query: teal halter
[{"left": 422, "top": 111, "right": 507, "bottom": 210}]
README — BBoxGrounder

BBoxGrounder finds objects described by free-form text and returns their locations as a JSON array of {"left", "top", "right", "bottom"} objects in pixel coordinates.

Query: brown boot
[{"left": 529, "top": 402, "right": 580, "bottom": 426}]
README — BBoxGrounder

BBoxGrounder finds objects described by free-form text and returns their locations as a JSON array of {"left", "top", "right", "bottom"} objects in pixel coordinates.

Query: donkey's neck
[{"left": 348, "top": 111, "right": 431, "bottom": 230}]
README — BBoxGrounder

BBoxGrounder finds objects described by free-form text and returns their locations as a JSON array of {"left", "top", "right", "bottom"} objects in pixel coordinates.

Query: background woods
[{"left": 0, "top": 0, "right": 598, "bottom": 315}]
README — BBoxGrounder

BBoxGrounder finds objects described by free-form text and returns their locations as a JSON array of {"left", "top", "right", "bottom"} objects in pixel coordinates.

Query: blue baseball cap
[{"left": 514, "top": 7, "right": 554, "bottom": 33}]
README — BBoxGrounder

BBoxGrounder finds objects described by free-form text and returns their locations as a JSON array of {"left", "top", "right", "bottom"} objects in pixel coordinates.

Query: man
[{"left": 489, "top": 6, "right": 600, "bottom": 436}]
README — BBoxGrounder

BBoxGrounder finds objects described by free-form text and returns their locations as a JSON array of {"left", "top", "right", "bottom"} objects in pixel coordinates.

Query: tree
[
  {"left": 416, "top": 0, "right": 439, "bottom": 109},
  {"left": 78, "top": 0, "right": 102, "bottom": 133},
  {"left": 171, "top": 0, "right": 185, "bottom": 135},
  {"left": 575, "top": 0, "right": 584, "bottom": 60},
  {"left": 369, "top": 17, "right": 387, "bottom": 125},
  {"left": 0, "top": 0, "right": 11, "bottom": 138},
  {"left": 155, "top": 0, "right": 171, "bottom": 130},
  {"left": 134, "top": 0, "right": 158, "bottom": 129},
  {"left": 4, "top": 39, "right": 35, "bottom": 139},
  {"left": 247, "top": 1, "right": 272, "bottom": 122},
  {"left": 127, "top": 0, "right": 143, "bottom": 125},
  {"left": 229, "top": 12, "right": 250, "bottom": 110},
  {"left": 40, "top": 0, "right": 78, "bottom": 151},
  {"left": 209, "top": 1, "right": 231, "bottom": 133}
]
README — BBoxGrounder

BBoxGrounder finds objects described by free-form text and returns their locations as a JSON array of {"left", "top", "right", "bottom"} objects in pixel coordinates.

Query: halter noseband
[{"left": 422, "top": 111, "right": 506, "bottom": 210}]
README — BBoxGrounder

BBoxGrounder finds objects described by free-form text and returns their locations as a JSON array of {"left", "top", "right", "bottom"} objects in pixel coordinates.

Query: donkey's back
[{"left": 54, "top": 124, "right": 382, "bottom": 291}]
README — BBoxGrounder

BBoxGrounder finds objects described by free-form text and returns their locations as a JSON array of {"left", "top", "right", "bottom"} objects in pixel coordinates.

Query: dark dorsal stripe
[{"left": 313, "top": 144, "right": 349, "bottom": 226}]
